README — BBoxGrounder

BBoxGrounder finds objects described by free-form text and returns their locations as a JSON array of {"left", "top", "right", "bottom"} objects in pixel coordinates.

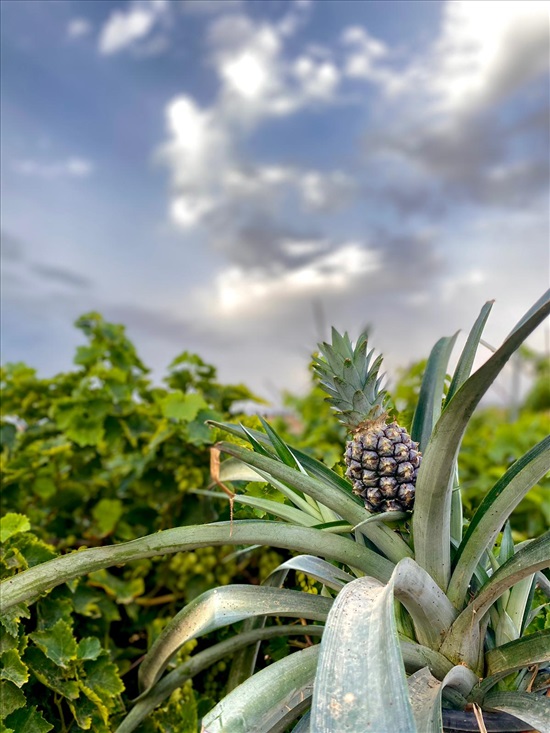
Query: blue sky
[{"left": 1, "top": 0, "right": 549, "bottom": 401}]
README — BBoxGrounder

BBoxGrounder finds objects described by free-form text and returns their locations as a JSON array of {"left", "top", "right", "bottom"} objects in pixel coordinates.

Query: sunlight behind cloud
[
  {"left": 214, "top": 242, "right": 381, "bottom": 315},
  {"left": 222, "top": 51, "right": 270, "bottom": 99}
]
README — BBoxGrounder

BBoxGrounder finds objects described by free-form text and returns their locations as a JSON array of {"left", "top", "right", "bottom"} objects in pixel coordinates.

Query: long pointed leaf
[
  {"left": 448, "top": 436, "right": 550, "bottom": 607},
  {"left": 440, "top": 531, "right": 550, "bottom": 669},
  {"left": 207, "top": 420, "right": 356, "bottom": 500},
  {"left": 486, "top": 629, "right": 550, "bottom": 678},
  {"left": 259, "top": 416, "right": 301, "bottom": 469},
  {"left": 445, "top": 305, "right": 495, "bottom": 541},
  {"left": 115, "top": 625, "right": 324, "bottom": 733},
  {"left": 310, "top": 567, "right": 416, "bottom": 732},
  {"left": 217, "top": 441, "right": 413, "bottom": 563},
  {"left": 220, "top": 458, "right": 323, "bottom": 519},
  {"left": 0, "top": 520, "right": 394, "bottom": 612},
  {"left": 506, "top": 288, "right": 550, "bottom": 339},
  {"left": 483, "top": 691, "right": 550, "bottom": 733},
  {"left": 411, "top": 333, "right": 458, "bottom": 451},
  {"left": 209, "top": 420, "right": 414, "bottom": 561},
  {"left": 139, "top": 585, "right": 331, "bottom": 693},
  {"left": 224, "top": 555, "right": 352, "bottom": 692},
  {"left": 413, "top": 292, "right": 550, "bottom": 590},
  {"left": 400, "top": 641, "right": 453, "bottom": 679},
  {"left": 445, "top": 301, "right": 494, "bottom": 404},
  {"left": 193, "top": 489, "right": 322, "bottom": 527},
  {"left": 202, "top": 645, "right": 319, "bottom": 733}
]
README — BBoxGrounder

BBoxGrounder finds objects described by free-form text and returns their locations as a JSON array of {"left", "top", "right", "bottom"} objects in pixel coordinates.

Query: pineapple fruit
[{"left": 314, "top": 329, "right": 421, "bottom": 513}]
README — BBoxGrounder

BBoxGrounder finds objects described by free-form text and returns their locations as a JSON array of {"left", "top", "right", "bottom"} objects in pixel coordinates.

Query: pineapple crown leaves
[{"left": 313, "top": 327, "right": 390, "bottom": 431}]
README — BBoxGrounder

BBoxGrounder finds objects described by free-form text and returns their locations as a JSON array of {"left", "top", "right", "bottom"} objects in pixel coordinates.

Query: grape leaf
[
  {"left": 0, "top": 649, "right": 29, "bottom": 687},
  {"left": 0, "top": 514, "right": 30, "bottom": 543},
  {"left": 29, "top": 619, "right": 78, "bottom": 668},
  {"left": 77, "top": 637, "right": 102, "bottom": 661},
  {"left": 0, "top": 680, "right": 26, "bottom": 718},
  {"left": 3, "top": 707, "right": 53, "bottom": 733},
  {"left": 160, "top": 391, "right": 208, "bottom": 421},
  {"left": 91, "top": 498, "right": 124, "bottom": 537}
]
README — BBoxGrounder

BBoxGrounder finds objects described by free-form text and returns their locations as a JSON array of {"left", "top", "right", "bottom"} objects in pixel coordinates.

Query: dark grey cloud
[
  {"left": 31, "top": 263, "right": 92, "bottom": 289},
  {"left": 207, "top": 207, "right": 327, "bottom": 271},
  {"left": 368, "top": 89, "right": 549, "bottom": 219}
]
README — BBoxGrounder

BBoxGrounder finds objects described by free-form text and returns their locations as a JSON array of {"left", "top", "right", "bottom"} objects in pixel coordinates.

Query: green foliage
[
  {"left": 0, "top": 313, "right": 261, "bottom": 731},
  {"left": 460, "top": 408, "right": 550, "bottom": 539},
  {"left": 2, "top": 300, "right": 549, "bottom": 732}
]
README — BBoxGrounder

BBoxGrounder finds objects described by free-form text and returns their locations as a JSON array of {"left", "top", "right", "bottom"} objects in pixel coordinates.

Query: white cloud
[
  {"left": 157, "top": 8, "right": 354, "bottom": 242},
  {"left": 341, "top": 26, "right": 388, "bottom": 80},
  {"left": 207, "top": 7, "right": 339, "bottom": 119},
  {"left": 98, "top": 0, "right": 168, "bottom": 56},
  {"left": 13, "top": 157, "right": 94, "bottom": 179},
  {"left": 67, "top": 18, "right": 92, "bottom": 39},
  {"left": 429, "top": 0, "right": 549, "bottom": 114},
  {"left": 281, "top": 238, "right": 328, "bottom": 257},
  {"left": 292, "top": 56, "right": 339, "bottom": 99},
  {"left": 351, "top": 1, "right": 549, "bottom": 117}
]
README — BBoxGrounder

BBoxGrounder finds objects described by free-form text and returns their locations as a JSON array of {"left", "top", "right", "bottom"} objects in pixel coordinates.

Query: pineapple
[{"left": 313, "top": 328, "right": 421, "bottom": 513}]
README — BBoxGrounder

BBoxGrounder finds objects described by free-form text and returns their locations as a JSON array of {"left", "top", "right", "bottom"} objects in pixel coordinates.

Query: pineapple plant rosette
[
  {"left": 313, "top": 331, "right": 421, "bottom": 513},
  {"left": 1, "top": 292, "right": 549, "bottom": 733}
]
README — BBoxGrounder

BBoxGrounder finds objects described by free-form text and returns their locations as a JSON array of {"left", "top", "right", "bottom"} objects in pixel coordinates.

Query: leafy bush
[{"left": 0, "top": 313, "right": 261, "bottom": 731}]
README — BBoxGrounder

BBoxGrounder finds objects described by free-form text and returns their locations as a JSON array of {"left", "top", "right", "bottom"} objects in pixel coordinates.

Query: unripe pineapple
[{"left": 313, "top": 328, "right": 421, "bottom": 513}]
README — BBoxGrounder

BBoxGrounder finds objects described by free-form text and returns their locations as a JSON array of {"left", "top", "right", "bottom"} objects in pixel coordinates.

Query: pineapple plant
[
  {"left": 1, "top": 292, "right": 549, "bottom": 733},
  {"left": 313, "top": 330, "right": 421, "bottom": 513}
]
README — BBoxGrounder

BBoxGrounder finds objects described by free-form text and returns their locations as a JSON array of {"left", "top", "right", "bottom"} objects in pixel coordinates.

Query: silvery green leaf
[
  {"left": 226, "top": 555, "right": 349, "bottom": 693},
  {"left": 1, "top": 521, "right": 376, "bottom": 612},
  {"left": 310, "top": 567, "right": 415, "bottom": 732},
  {"left": 265, "top": 555, "right": 354, "bottom": 592},
  {"left": 484, "top": 691, "right": 550, "bottom": 733},
  {"left": 193, "top": 488, "right": 321, "bottom": 527},
  {"left": 202, "top": 645, "right": 319, "bottom": 733},
  {"left": 390, "top": 558, "right": 457, "bottom": 650},
  {"left": 408, "top": 666, "right": 478, "bottom": 733},
  {"left": 138, "top": 585, "right": 331, "bottom": 693},
  {"left": 115, "top": 625, "right": 323, "bottom": 733},
  {"left": 485, "top": 629, "right": 550, "bottom": 679},
  {"left": 399, "top": 641, "right": 453, "bottom": 679}
]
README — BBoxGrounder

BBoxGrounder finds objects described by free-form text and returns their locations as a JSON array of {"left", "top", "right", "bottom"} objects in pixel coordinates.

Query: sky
[{"left": 1, "top": 0, "right": 549, "bottom": 403}]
